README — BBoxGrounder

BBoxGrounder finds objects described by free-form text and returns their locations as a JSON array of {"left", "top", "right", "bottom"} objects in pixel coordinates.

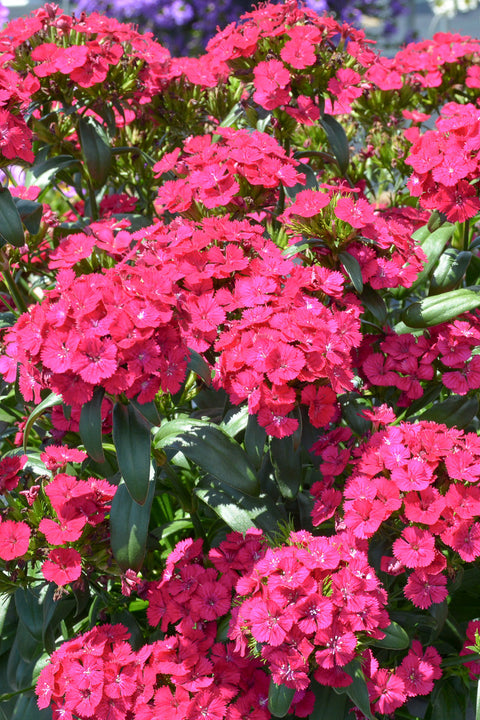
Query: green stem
[
  {"left": 0, "top": 257, "right": 27, "bottom": 314},
  {"left": 463, "top": 219, "right": 470, "bottom": 252},
  {"left": 441, "top": 652, "right": 480, "bottom": 668},
  {"left": 0, "top": 684, "right": 35, "bottom": 702}
]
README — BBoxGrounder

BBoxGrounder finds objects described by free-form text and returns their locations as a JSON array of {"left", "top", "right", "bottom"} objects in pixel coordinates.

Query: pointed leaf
[
  {"left": 402, "top": 287, "right": 480, "bottom": 328},
  {"left": 187, "top": 349, "right": 212, "bottom": 386},
  {"left": 268, "top": 680, "right": 295, "bottom": 717},
  {"left": 0, "top": 187, "right": 25, "bottom": 247},
  {"left": 113, "top": 402, "right": 151, "bottom": 505},
  {"left": 245, "top": 413, "right": 267, "bottom": 469},
  {"left": 31, "top": 154, "right": 81, "bottom": 186},
  {"left": 78, "top": 116, "right": 112, "bottom": 186},
  {"left": 110, "top": 477, "right": 155, "bottom": 571},
  {"left": 309, "top": 678, "right": 349, "bottom": 720},
  {"left": 23, "top": 393, "right": 63, "bottom": 452},
  {"left": 270, "top": 435, "right": 302, "bottom": 500},
  {"left": 79, "top": 386, "right": 105, "bottom": 463},
  {"left": 339, "top": 251, "right": 363, "bottom": 293},
  {"left": 195, "top": 478, "right": 284, "bottom": 534},
  {"left": 414, "top": 394, "right": 478, "bottom": 429},
  {"left": 334, "top": 659, "right": 374, "bottom": 720},
  {"left": 406, "top": 223, "right": 454, "bottom": 293},
  {"left": 430, "top": 249, "right": 472, "bottom": 294},
  {"left": 283, "top": 162, "right": 318, "bottom": 201},
  {"left": 371, "top": 621, "right": 409, "bottom": 650},
  {"left": 319, "top": 114, "right": 349, "bottom": 175},
  {"left": 155, "top": 419, "right": 259, "bottom": 496},
  {"left": 361, "top": 285, "right": 387, "bottom": 324},
  {"left": 13, "top": 198, "right": 43, "bottom": 236}
]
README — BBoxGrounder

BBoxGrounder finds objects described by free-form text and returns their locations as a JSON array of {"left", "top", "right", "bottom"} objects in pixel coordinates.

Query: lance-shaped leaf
[
  {"left": 154, "top": 418, "right": 259, "bottom": 496},
  {"left": 113, "top": 402, "right": 152, "bottom": 505},
  {"left": 319, "top": 114, "right": 349, "bottom": 175},
  {"left": 430, "top": 248, "right": 472, "bottom": 294},
  {"left": 309, "top": 679, "right": 349, "bottom": 720},
  {"left": 13, "top": 198, "right": 43, "bottom": 236},
  {"left": 195, "top": 477, "right": 284, "bottom": 535},
  {"left": 78, "top": 116, "right": 112, "bottom": 187},
  {"left": 270, "top": 435, "right": 302, "bottom": 500},
  {"left": 284, "top": 161, "right": 318, "bottom": 201},
  {"left": 402, "top": 287, "right": 480, "bottom": 328},
  {"left": 31, "top": 154, "right": 81, "bottom": 186},
  {"left": 334, "top": 659, "right": 375, "bottom": 720},
  {"left": 268, "top": 680, "right": 295, "bottom": 717},
  {"left": 414, "top": 394, "right": 478, "bottom": 429},
  {"left": 339, "top": 250, "right": 363, "bottom": 293},
  {"left": 79, "top": 386, "right": 105, "bottom": 464},
  {"left": 110, "top": 477, "right": 155, "bottom": 572},
  {"left": 371, "top": 621, "right": 409, "bottom": 650},
  {"left": 0, "top": 187, "right": 25, "bottom": 247}
]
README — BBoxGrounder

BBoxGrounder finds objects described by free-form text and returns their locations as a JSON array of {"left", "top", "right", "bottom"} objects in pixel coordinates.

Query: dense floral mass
[{"left": 1, "top": 1, "right": 480, "bottom": 719}]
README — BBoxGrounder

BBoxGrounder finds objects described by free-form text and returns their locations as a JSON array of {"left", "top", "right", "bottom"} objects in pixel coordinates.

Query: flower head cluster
[
  {"left": 320, "top": 421, "right": 480, "bottom": 608},
  {"left": 154, "top": 128, "right": 305, "bottom": 217},
  {"left": 0, "top": 260, "right": 189, "bottom": 407},
  {"left": 406, "top": 102, "right": 480, "bottom": 223},
  {"left": 229, "top": 529, "right": 389, "bottom": 691}
]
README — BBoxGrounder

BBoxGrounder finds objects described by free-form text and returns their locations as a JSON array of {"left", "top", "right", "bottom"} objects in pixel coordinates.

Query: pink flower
[
  {"left": 0, "top": 520, "right": 30, "bottom": 560},
  {"left": 42, "top": 548, "right": 82, "bottom": 586}
]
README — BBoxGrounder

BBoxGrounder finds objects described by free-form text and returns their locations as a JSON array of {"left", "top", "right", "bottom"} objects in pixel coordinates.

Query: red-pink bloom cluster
[
  {"left": 229, "top": 529, "right": 389, "bottom": 693},
  {"left": 316, "top": 421, "right": 480, "bottom": 609},
  {"left": 406, "top": 102, "right": 480, "bottom": 222},
  {"left": 0, "top": 454, "right": 27, "bottom": 493},
  {"left": 154, "top": 128, "right": 304, "bottom": 216},
  {"left": 280, "top": 190, "right": 428, "bottom": 290},
  {"left": 205, "top": 0, "right": 377, "bottom": 118},
  {"left": 0, "top": 67, "right": 37, "bottom": 163},
  {"left": 361, "top": 316, "right": 480, "bottom": 404},
  {"left": 39, "top": 470, "right": 115, "bottom": 585},
  {"left": 0, "top": 260, "right": 189, "bottom": 407}
]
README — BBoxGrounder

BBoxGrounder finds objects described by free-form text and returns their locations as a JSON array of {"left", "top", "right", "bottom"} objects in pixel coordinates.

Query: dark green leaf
[
  {"left": 430, "top": 249, "right": 472, "bottom": 294},
  {"left": 0, "top": 187, "right": 24, "bottom": 247},
  {"left": 195, "top": 478, "right": 284, "bottom": 535},
  {"left": 11, "top": 693, "right": 52, "bottom": 720},
  {"left": 78, "top": 116, "right": 112, "bottom": 186},
  {"left": 361, "top": 285, "right": 387, "bottom": 324},
  {"left": 339, "top": 251, "right": 363, "bottom": 293},
  {"left": 13, "top": 198, "right": 43, "bottom": 236},
  {"left": 414, "top": 394, "right": 479, "bottom": 429},
  {"left": 155, "top": 419, "right": 259, "bottom": 496},
  {"left": 270, "top": 435, "right": 302, "bottom": 500},
  {"left": 335, "top": 659, "right": 374, "bottom": 720},
  {"left": 129, "top": 397, "right": 161, "bottom": 427},
  {"left": 187, "top": 349, "right": 212, "bottom": 386},
  {"left": 23, "top": 393, "right": 63, "bottom": 452},
  {"left": 268, "top": 680, "right": 295, "bottom": 717},
  {"left": 308, "top": 678, "right": 349, "bottom": 720},
  {"left": 79, "top": 386, "right": 105, "bottom": 464},
  {"left": 110, "top": 477, "right": 155, "bottom": 571},
  {"left": 283, "top": 162, "right": 318, "bottom": 201},
  {"left": 245, "top": 413, "right": 267, "bottom": 469},
  {"left": 31, "top": 155, "right": 81, "bottom": 186},
  {"left": 113, "top": 402, "right": 151, "bottom": 505},
  {"left": 319, "top": 114, "right": 349, "bottom": 175},
  {"left": 371, "top": 621, "right": 409, "bottom": 650},
  {"left": 15, "top": 621, "right": 42, "bottom": 663}
]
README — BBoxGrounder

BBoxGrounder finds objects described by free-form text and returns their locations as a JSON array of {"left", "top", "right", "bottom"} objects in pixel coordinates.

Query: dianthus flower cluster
[
  {"left": 154, "top": 128, "right": 304, "bottom": 216},
  {"left": 361, "top": 317, "right": 480, "bottom": 405},
  {"left": 205, "top": 0, "right": 378, "bottom": 119},
  {"left": 229, "top": 530, "right": 389, "bottom": 691},
  {"left": 0, "top": 66, "right": 37, "bottom": 164},
  {"left": 315, "top": 421, "right": 480, "bottom": 609},
  {"left": 37, "top": 532, "right": 274, "bottom": 720},
  {"left": 279, "top": 189, "right": 428, "bottom": 290},
  {"left": 405, "top": 102, "right": 480, "bottom": 223},
  {"left": 0, "top": 260, "right": 189, "bottom": 407}
]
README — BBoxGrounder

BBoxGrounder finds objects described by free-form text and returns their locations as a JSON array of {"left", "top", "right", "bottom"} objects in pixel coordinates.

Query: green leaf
[
  {"left": 23, "top": 393, "right": 63, "bottom": 452},
  {"left": 339, "top": 251, "right": 363, "bottom": 293},
  {"left": 414, "top": 394, "right": 479, "bottom": 429},
  {"left": 476, "top": 674, "right": 480, "bottom": 720},
  {"left": 15, "top": 620, "right": 43, "bottom": 663},
  {"left": 270, "top": 435, "right": 302, "bottom": 500},
  {"left": 13, "top": 198, "right": 43, "bottom": 236},
  {"left": 0, "top": 187, "right": 25, "bottom": 247},
  {"left": 187, "top": 349, "right": 212, "bottom": 386},
  {"left": 129, "top": 397, "right": 161, "bottom": 427},
  {"left": 220, "top": 406, "right": 249, "bottom": 438},
  {"left": 14, "top": 587, "right": 44, "bottom": 641},
  {"left": 268, "top": 680, "right": 295, "bottom": 717},
  {"left": 79, "top": 386, "right": 105, "bottom": 464},
  {"left": 360, "top": 285, "right": 387, "bottom": 324},
  {"left": 78, "top": 116, "right": 112, "bottom": 186},
  {"left": 155, "top": 419, "right": 259, "bottom": 496},
  {"left": 308, "top": 678, "right": 349, "bottom": 720},
  {"left": 245, "top": 413, "right": 267, "bottom": 469},
  {"left": 195, "top": 478, "right": 284, "bottom": 535},
  {"left": 113, "top": 402, "right": 152, "bottom": 505},
  {"left": 402, "top": 287, "right": 480, "bottom": 328},
  {"left": 408, "top": 223, "right": 454, "bottom": 291},
  {"left": 430, "top": 248, "right": 472, "bottom": 294},
  {"left": 371, "top": 621, "right": 410, "bottom": 650},
  {"left": 319, "top": 114, "right": 349, "bottom": 175},
  {"left": 31, "top": 155, "right": 81, "bottom": 186},
  {"left": 334, "top": 659, "right": 374, "bottom": 720},
  {"left": 11, "top": 693, "right": 52, "bottom": 720},
  {"left": 110, "top": 477, "right": 155, "bottom": 571}
]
